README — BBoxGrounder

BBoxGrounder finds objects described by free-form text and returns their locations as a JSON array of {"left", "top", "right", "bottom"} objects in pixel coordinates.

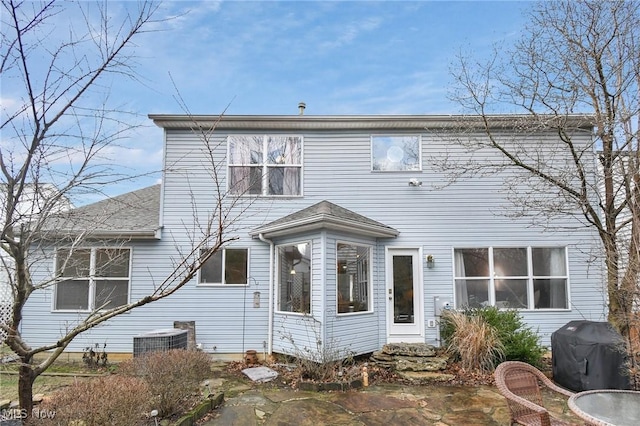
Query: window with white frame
[
  {"left": 371, "top": 135, "right": 421, "bottom": 171},
  {"left": 337, "top": 242, "right": 371, "bottom": 314},
  {"left": 277, "top": 242, "right": 311, "bottom": 313},
  {"left": 228, "top": 135, "right": 302, "bottom": 196},
  {"left": 454, "top": 247, "right": 568, "bottom": 310},
  {"left": 199, "top": 248, "right": 248, "bottom": 285},
  {"left": 55, "top": 248, "right": 130, "bottom": 311}
]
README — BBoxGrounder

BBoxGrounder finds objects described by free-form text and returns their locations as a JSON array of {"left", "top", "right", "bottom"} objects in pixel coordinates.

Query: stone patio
[{"left": 200, "top": 357, "right": 583, "bottom": 426}]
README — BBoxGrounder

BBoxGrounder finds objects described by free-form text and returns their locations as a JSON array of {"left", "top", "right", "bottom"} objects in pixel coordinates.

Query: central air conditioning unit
[{"left": 133, "top": 328, "right": 188, "bottom": 357}]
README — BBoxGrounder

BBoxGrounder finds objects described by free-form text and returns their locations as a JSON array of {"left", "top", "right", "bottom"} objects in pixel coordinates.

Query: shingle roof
[
  {"left": 250, "top": 200, "right": 398, "bottom": 239},
  {"left": 38, "top": 184, "right": 161, "bottom": 239}
]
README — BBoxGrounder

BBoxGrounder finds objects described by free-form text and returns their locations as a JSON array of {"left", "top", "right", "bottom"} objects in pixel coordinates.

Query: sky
[{"left": 2, "top": 0, "right": 533, "bottom": 204}]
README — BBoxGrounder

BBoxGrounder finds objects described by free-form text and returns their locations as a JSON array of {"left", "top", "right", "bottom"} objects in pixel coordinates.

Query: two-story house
[{"left": 20, "top": 113, "right": 606, "bottom": 360}]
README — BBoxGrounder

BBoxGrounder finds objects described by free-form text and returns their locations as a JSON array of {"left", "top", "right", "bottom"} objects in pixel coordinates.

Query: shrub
[
  {"left": 468, "top": 306, "right": 546, "bottom": 366},
  {"left": 292, "top": 342, "right": 355, "bottom": 382},
  {"left": 118, "top": 349, "right": 211, "bottom": 417},
  {"left": 40, "top": 375, "right": 151, "bottom": 426},
  {"left": 278, "top": 315, "right": 355, "bottom": 382},
  {"left": 441, "top": 306, "right": 547, "bottom": 369},
  {"left": 441, "top": 310, "right": 504, "bottom": 372}
]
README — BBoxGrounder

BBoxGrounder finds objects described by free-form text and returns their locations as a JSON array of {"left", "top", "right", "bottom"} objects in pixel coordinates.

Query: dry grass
[{"left": 443, "top": 310, "right": 504, "bottom": 372}]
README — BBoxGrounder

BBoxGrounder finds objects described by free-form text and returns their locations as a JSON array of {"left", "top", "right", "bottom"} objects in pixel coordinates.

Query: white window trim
[
  {"left": 275, "top": 240, "right": 312, "bottom": 316},
  {"left": 452, "top": 246, "right": 570, "bottom": 311},
  {"left": 227, "top": 135, "right": 304, "bottom": 197},
  {"left": 336, "top": 240, "right": 373, "bottom": 316},
  {"left": 197, "top": 247, "right": 250, "bottom": 286},
  {"left": 52, "top": 247, "right": 132, "bottom": 313}
]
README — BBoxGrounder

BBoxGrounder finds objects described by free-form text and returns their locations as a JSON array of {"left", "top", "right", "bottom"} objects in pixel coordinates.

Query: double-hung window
[
  {"left": 199, "top": 248, "right": 248, "bottom": 285},
  {"left": 454, "top": 247, "right": 568, "bottom": 310},
  {"left": 55, "top": 248, "right": 130, "bottom": 311},
  {"left": 277, "top": 242, "right": 311, "bottom": 314},
  {"left": 228, "top": 135, "right": 302, "bottom": 196},
  {"left": 371, "top": 135, "right": 421, "bottom": 171},
  {"left": 337, "top": 243, "right": 371, "bottom": 314}
]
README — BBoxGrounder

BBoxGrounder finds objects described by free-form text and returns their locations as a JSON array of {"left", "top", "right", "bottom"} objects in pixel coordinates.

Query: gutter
[
  {"left": 149, "top": 113, "right": 596, "bottom": 132},
  {"left": 33, "top": 229, "right": 161, "bottom": 241},
  {"left": 258, "top": 233, "right": 275, "bottom": 355}
]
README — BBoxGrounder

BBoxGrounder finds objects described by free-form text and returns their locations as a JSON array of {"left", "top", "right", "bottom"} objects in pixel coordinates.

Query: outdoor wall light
[
  {"left": 426, "top": 254, "right": 435, "bottom": 269},
  {"left": 408, "top": 178, "right": 422, "bottom": 187}
]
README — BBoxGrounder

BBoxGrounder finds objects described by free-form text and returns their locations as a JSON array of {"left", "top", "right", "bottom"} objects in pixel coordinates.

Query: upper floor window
[
  {"left": 371, "top": 135, "right": 421, "bottom": 171},
  {"left": 55, "top": 248, "right": 130, "bottom": 311},
  {"left": 228, "top": 135, "right": 302, "bottom": 196},
  {"left": 277, "top": 242, "right": 311, "bottom": 314},
  {"left": 337, "top": 242, "right": 371, "bottom": 314},
  {"left": 454, "top": 247, "right": 568, "bottom": 310},
  {"left": 199, "top": 248, "right": 248, "bottom": 285}
]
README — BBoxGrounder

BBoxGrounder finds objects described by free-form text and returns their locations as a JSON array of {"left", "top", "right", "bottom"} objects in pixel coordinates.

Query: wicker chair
[{"left": 494, "top": 361, "right": 577, "bottom": 426}]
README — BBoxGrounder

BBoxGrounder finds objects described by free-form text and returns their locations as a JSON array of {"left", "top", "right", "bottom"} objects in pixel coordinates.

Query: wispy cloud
[
  {"left": 3, "top": 0, "right": 530, "bottom": 199},
  {"left": 318, "top": 16, "right": 383, "bottom": 50}
]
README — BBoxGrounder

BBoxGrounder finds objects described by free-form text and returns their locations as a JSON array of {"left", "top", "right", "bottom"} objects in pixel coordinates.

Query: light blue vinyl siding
[{"left": 20, "top": 120, "right": 605, "bottom": 355}]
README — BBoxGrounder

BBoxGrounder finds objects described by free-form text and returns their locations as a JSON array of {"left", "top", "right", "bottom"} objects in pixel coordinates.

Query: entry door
[{"left": 386, "top": 248, "right": 424, "bottom": 342}]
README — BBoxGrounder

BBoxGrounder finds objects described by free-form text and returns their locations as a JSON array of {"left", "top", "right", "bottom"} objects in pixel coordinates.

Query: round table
[{"left": 568, "top": 389, "right": 640, "bottom": 426}]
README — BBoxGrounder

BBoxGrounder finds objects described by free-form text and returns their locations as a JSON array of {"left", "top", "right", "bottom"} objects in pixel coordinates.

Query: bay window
[
  {"left": 278, "top": 242, "right": 311, "bottom": 313},
  {"left": 454, "top": 247, "right": 568, "bottom": 309},
  {"left": 55, "top": 248, "right": 130, "bottom": 311},
  {"left": 337, "top": 243, "right": 371, "bottom": 314},
  {"left": 228, "top": 135, "right": 302, "bottom": 196}
]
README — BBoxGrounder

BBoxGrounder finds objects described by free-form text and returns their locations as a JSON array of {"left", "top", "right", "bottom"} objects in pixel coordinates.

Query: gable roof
[
  {"left": 250, "top": 200, "right": 399, "bottom": 239},
  {"left": 36, "top": 184, "right": 161, "bottom": 239}
]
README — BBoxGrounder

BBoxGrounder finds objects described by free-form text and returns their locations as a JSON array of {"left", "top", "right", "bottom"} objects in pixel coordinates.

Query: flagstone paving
[{"left": 201, "top": 364, "right": 582, "bottom": 426}]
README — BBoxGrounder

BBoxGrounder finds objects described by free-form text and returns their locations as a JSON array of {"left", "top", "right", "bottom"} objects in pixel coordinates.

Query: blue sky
[
  {"left": 135, "top": 0, "right": 528, "bottom": 116},
  {"left": 3, "top": 1, "right": 532, "bottom": 202}
]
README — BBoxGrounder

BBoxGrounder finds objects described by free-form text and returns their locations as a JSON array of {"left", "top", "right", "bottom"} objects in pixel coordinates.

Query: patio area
[{"left": 200, "top": 362, "right": 582, "bottom": 426}]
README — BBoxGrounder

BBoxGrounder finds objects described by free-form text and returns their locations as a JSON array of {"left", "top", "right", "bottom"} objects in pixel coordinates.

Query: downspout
[{"left": 258, "top": 233, "right": 275, "bottom": 355}]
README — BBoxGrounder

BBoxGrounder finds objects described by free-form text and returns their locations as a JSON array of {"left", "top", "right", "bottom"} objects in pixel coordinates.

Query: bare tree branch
[{"left": 445, "top": 0, "right": 640, "bottom": 387}]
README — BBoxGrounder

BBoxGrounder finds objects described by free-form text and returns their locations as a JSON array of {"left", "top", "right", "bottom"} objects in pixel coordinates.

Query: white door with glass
[{"left": 386, "top": 248, "right": 424, "bottom": 342}]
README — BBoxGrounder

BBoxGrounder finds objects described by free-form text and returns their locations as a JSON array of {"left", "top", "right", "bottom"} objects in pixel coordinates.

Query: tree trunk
[{"left": 18, "top": 357, "right": 35, "bottom": 419}]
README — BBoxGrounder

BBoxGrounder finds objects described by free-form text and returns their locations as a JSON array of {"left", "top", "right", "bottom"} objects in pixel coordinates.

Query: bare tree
[
  {"left": 445, "top": 0, "right": 640, "bottom": 383},
  {"left": 0, "top": 0, "right": 243, "bottom": 416}
]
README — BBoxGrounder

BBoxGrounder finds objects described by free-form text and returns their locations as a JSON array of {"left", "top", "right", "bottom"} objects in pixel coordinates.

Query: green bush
[
  {"left": 118, "top": 349, "right": 211, "bottom": 417},
  {"left": 441, "top": 306, "right": 547, "bottom": 369},
  {"left": 475, "top": 307, "right": 547, "bottom": 367}
]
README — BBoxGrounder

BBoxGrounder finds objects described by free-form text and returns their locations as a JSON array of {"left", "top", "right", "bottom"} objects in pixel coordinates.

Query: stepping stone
[
  {"left": 397, "top": 371, "right": 455, "bottom": 382},
  {"left": 359, "top": 407, "right": 441, "bottom": 425},
  {"left": 267, "top": 399, "right": 354, "bottom": 426},
  {"left": 332, "top": 392, "right": 418, "bottom": 413},
  {"left": 209, "top": 405, "right": 257, "bottom": 425},
  {"left": 242, "top": 366, "right": 278, "bottom": 382}
]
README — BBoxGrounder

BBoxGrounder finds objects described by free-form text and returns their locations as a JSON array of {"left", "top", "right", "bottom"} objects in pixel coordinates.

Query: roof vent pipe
[{"left": 298, "top": 102, "right": 306, "bottom": 115}]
